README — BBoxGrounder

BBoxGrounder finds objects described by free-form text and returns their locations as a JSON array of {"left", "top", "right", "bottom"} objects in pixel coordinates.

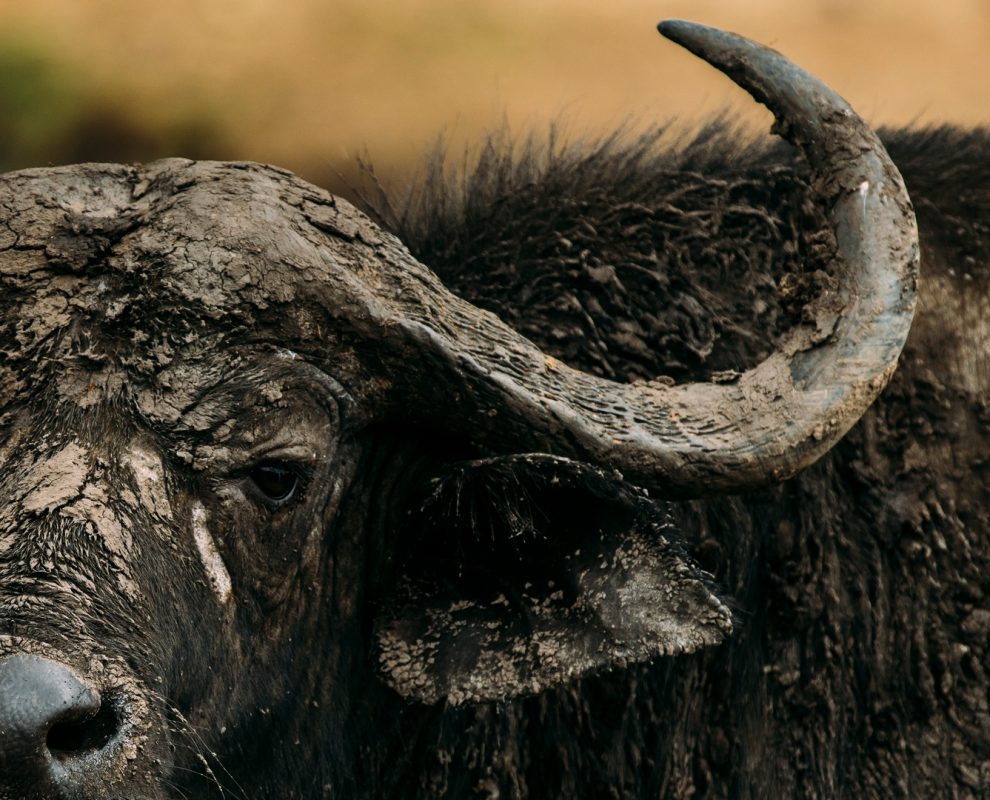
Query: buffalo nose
[{"left": 0, "top": 655, "right": 120, "bottom": 794}]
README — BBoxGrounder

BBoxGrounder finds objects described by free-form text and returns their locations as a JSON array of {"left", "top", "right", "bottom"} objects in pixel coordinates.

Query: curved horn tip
[
  {"left": 654, "top": 18, "right": 862, "bottom": 173},
  {"left": 656, "top": 19, "right": 735, "bottom": 51},
  {"left": 653, "top": 19, "right": 787, "bottom": 104},
  {"left": 657, "top": 19, "right": 706, "bottom": 38}
]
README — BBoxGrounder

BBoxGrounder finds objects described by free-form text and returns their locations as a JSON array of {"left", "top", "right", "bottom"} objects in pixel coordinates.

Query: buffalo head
[{"left": 0, "top": 22, "right": 917, "bottom": 798}]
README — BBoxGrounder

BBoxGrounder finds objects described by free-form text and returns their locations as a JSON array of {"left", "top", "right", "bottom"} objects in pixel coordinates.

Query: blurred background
[{"left": 1, "top": 0, "right": 988, "bottom": 194}]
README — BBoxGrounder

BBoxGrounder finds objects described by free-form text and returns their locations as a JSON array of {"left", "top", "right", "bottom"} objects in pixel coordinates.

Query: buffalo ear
[{"left": 374, "top": 454, "right": 732, "bottom": 705}]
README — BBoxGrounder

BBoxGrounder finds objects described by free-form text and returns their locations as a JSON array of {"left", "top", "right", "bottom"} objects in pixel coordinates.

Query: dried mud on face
[{"left": 0, "top": 119, "right": 988, "bottom": 798}]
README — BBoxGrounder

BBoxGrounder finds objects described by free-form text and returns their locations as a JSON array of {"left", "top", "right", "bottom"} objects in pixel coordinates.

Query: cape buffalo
[{"left": 1, "top": 20, "right": 986, "bottom": 800}]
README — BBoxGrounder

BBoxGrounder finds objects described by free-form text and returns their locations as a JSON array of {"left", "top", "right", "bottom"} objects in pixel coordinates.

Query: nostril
[
  {"left": 0, "top": 655, "right": 143, "bottom": 794},
  {"left": 0, "top": 654, "right": 114, "bottom": 772},
  {"left": 47, "top": 694, "right": 120, "bottom": 758}
]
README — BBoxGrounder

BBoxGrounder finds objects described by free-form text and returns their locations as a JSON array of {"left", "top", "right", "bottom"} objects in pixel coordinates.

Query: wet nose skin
[{"left": 0, "top": 654, "right": 105, "bottom": 796}]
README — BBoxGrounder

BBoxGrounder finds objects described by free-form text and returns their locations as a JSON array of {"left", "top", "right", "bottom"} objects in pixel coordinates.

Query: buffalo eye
[{"left": 248, "top": 461, "right": 302, "bottom": 506}]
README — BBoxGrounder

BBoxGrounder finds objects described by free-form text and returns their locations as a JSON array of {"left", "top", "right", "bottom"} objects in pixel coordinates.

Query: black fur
[
  {"left": 1, "top": 122, "right": 987, "bottom": 798},
  {"left": 354, "top": 123, "right": 990, "bottom": 798}
]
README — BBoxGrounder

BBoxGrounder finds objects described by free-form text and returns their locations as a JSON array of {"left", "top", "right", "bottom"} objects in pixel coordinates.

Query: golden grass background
[{"left": 1, "top": 0, "right": 987, "bottom": 189}]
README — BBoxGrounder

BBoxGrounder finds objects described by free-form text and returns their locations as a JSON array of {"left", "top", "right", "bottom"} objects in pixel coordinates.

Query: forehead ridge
[{"left": 1, "top": 158, "right": 383, "bottom": 356}]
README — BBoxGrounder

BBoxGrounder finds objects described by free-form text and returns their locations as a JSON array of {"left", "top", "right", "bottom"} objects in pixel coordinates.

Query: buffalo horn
[{"left": 378, "top": 20, "right": 919, "bottom": 497}]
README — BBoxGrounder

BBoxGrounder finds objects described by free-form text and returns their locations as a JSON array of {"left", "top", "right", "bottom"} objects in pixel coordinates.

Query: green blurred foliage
[
  {"left": 0, "top": 37, "right": 77, "bottom": 170},
  {"left": 0, "top": 35, "right": 227, "bottom": 173}
]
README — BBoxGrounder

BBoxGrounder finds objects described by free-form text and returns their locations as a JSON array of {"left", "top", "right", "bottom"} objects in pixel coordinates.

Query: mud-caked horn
[{"left": 368, "top": 20, "right": 918, "bottom": 497}]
